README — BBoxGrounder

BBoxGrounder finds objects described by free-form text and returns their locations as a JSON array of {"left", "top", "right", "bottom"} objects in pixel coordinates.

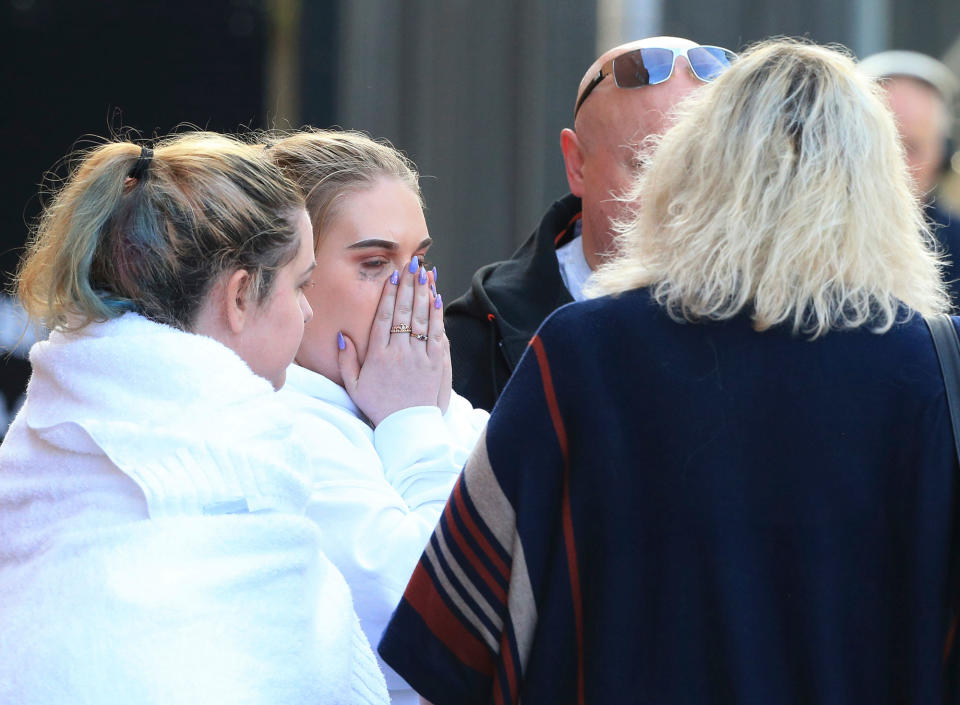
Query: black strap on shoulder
[
  {"left": 926, "top": 314, "right": 960, "bottom": 668},
  {"left": 925, "top": 314, "right": 960, "bottom": 464}
]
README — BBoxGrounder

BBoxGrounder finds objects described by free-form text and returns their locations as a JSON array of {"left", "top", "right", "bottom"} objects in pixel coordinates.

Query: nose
[{"left": 301, "top": 295, "right": 313, "bottom": 324}]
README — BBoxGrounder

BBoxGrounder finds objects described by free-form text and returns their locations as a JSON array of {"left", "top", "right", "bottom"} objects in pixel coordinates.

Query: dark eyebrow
[
  {"left": 346, "top": 238, "right": 397, "bottom": 251},
  {"left": 345, "top": 237, "right": 433, "bottom": 251}
]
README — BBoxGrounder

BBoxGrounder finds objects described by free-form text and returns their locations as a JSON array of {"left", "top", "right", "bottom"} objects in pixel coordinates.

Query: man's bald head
[
  {"left": 573, "top": 36, "right": 702, "bottom": 150},
  {"left": 561, "top": 36, "right": 709, "bottom": 268},
  {"left": 574, "top": 36, "right": 700, "bottom": 116}
]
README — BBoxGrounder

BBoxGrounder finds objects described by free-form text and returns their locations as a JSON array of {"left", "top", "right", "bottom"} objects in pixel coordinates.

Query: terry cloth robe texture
[
  {"left": 444, "top": 193, "right": 581, "bottom": 411},
  {"left": 0, "top": 312, "right": 388, "bottom": 705},
  {"left": 281, "top": 363, "right": 488, "bottom": 705},
  {"left": 380, "top": 288, "right": 960, "bottom": 705}
]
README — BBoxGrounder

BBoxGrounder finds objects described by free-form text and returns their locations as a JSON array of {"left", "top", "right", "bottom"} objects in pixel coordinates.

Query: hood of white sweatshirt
[{"left": 22, "top": 312, "right": 312, "bottom": 518}]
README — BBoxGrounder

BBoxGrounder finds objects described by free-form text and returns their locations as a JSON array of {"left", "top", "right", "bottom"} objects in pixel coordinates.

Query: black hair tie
[{"left": 129, "top": 146, "right": 153, "bottom": 180}]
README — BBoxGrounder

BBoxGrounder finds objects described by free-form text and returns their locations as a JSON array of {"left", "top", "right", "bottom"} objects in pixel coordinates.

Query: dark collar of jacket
[
  {"left": 927, "top": 200, "right": 960, "bottom": 310},
  {"left": 454, "top": 194, "right": 581, "bottom": 370}
]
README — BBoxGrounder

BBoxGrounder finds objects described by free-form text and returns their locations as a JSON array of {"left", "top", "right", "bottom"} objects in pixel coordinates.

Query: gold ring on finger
[{"left": 390, "top": 324, "right": 412, "bottom": 334}]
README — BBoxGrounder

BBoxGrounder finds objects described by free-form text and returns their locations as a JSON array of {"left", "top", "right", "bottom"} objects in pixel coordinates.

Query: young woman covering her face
[
  {"left": 0, "top": 133, "right": 389, "bottom": 705},
  {"left": 267, "top": 129, "right": 488, "bottom": 705}
]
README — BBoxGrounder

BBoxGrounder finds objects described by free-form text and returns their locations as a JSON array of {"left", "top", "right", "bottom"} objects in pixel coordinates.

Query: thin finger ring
[
  {"left": 390, "top": 324, "right": 412, "bottom": 334},
  {"left": 410, "top": 332, "right": 428, "bottom": 341}
]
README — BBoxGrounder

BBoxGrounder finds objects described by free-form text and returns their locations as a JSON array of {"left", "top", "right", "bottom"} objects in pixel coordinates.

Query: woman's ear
[{"left": 224, "top": 269, "right": 253, "bottom": 334}]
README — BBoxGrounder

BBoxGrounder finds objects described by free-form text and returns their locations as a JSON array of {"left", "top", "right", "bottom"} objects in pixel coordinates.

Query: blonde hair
[
  {"left": 264, "top": 128, "right": 421, "bottom": 242},
  {"left": 588, "top": 39, "right": 949, "bottom": 337},
  {"left": 18, "top": 132, "right": 303, "bottom": 332}
]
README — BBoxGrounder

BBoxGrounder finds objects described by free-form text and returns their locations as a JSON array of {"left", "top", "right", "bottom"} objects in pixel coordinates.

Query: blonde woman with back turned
[
  {"left": 0, "top": 133, "right": 388, "bottom": 704},
  {"left": 378, "top": 40, "right": 960, "bottom": 704}
]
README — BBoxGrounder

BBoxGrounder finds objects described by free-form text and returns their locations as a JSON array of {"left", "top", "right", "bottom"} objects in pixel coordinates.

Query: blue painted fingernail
[
  {"left": 337, "top": 331, "right": 345, "bottom": 350},
  {"left": 390, "top": 270, "right": 399, "bottom": 285},
  {"left": 435, "top": 293, "right": 443, "bottom": 310},
  {"left": 432, "top": 266, "right": 438, "bottom": 282},
  {"left": 430, "top": 284, "right": 436, "bottom": 296},
  {"left": 419, "top": 266, "right": 427, "bottom": 285},
  {"left": 409, "top": 256, "right": 419, "bottom": 273}
]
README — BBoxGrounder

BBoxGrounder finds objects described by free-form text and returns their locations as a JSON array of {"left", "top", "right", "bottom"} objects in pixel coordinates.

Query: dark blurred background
[
  {"left": 1, "top": 0, "right": 958, "bottom": 432},
  {"left": 0, "top": 0, "right": 337, "bottom": 281}
]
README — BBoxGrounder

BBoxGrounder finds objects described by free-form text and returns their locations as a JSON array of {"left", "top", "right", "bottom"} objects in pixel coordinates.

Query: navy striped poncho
[{"left": 380, "top": 288, "right": 960, "bottom": 705}]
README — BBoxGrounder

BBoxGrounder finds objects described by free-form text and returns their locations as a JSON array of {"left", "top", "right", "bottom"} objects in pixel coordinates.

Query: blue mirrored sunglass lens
[
  {"left": 688, "top": 47, "right": 735, "bottom": 81},
  {"left": 636, "top": 48, "right": 676, "bottom": 84}
]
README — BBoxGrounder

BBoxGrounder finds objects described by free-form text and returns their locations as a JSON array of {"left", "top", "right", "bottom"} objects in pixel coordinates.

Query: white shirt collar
[{"left": 555, "top": 221, "right": 593, "bottom": 302}]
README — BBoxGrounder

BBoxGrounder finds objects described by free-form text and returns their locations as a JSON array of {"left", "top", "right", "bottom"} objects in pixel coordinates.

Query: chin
[{"left": 264, "top": 368, "right": 286, "bottom": 391}]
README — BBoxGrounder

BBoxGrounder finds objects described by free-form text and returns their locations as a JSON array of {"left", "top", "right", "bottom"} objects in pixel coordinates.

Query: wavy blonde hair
[
  {"left": 18, "top": 132, "right": 302, "bottom": 332},
  {"left": 587, "top": 39, "right": 949, "bottom": 336}
]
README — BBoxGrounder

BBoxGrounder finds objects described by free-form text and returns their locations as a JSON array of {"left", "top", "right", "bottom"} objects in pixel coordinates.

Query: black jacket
[
  {"left": 930, "top": 200, "right": 960, "bottom": 310},
  {"left": 445, "top": 194, "right": 582, "bottom": 410}
]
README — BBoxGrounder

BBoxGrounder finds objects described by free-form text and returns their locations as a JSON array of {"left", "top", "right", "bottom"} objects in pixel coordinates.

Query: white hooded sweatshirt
[{"left": 282, "top": 364, "right": 488, "bottom": 705}]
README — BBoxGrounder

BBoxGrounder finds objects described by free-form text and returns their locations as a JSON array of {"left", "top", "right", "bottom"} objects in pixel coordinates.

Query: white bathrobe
[
  {"left": 0, "top": 313, "right": 388, "bottom": 705},
  {"left": 281, "top": 363, "right": 489, "bottom": 705}
]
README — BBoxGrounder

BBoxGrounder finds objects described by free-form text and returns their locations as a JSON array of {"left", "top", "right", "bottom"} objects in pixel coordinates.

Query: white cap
[{"left": 859, "top": 50, "right": 959, "bottom": 105}]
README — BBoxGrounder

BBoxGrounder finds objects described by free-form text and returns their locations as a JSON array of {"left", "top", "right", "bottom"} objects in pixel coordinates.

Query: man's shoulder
[
  {"left": 445, "top": 194, "right": 582, "bottom": 323},
  {"left": 443, "top": 246, "right": 541, "bottom": 327},
  {"left": 444, "top": 194, "right": 581, "bottom": 410}
]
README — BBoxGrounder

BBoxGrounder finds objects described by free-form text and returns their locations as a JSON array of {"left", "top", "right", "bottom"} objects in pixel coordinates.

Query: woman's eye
[
  {"left": 361, "top": 258, "right": 389, "bottom": 271},
  {"left": 417, "top": 255, "right": 433, "bottom": 270}
]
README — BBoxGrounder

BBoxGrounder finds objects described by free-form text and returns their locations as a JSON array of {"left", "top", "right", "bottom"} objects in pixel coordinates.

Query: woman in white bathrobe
[
  {"left": 0, "top": 132, "right": 389, "bottom": 705},
  {"left": 268, "top": 130, "right": 489, "bottom": 705}
]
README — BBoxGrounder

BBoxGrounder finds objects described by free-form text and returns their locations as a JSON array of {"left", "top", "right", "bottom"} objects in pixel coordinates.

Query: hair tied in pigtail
[{"left": 129, "top": 146, "right": 154, "bottom": 180}]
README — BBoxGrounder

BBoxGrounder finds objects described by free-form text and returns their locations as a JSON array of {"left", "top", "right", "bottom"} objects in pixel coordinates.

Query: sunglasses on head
[{"left": 574, "top": 45, "right": 737, "bottom": 118}]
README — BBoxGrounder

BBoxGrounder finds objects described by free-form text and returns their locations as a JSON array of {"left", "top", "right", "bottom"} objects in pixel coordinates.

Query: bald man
[{"left": 444, "top": 37, "right": 734, "bottom": 410}]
